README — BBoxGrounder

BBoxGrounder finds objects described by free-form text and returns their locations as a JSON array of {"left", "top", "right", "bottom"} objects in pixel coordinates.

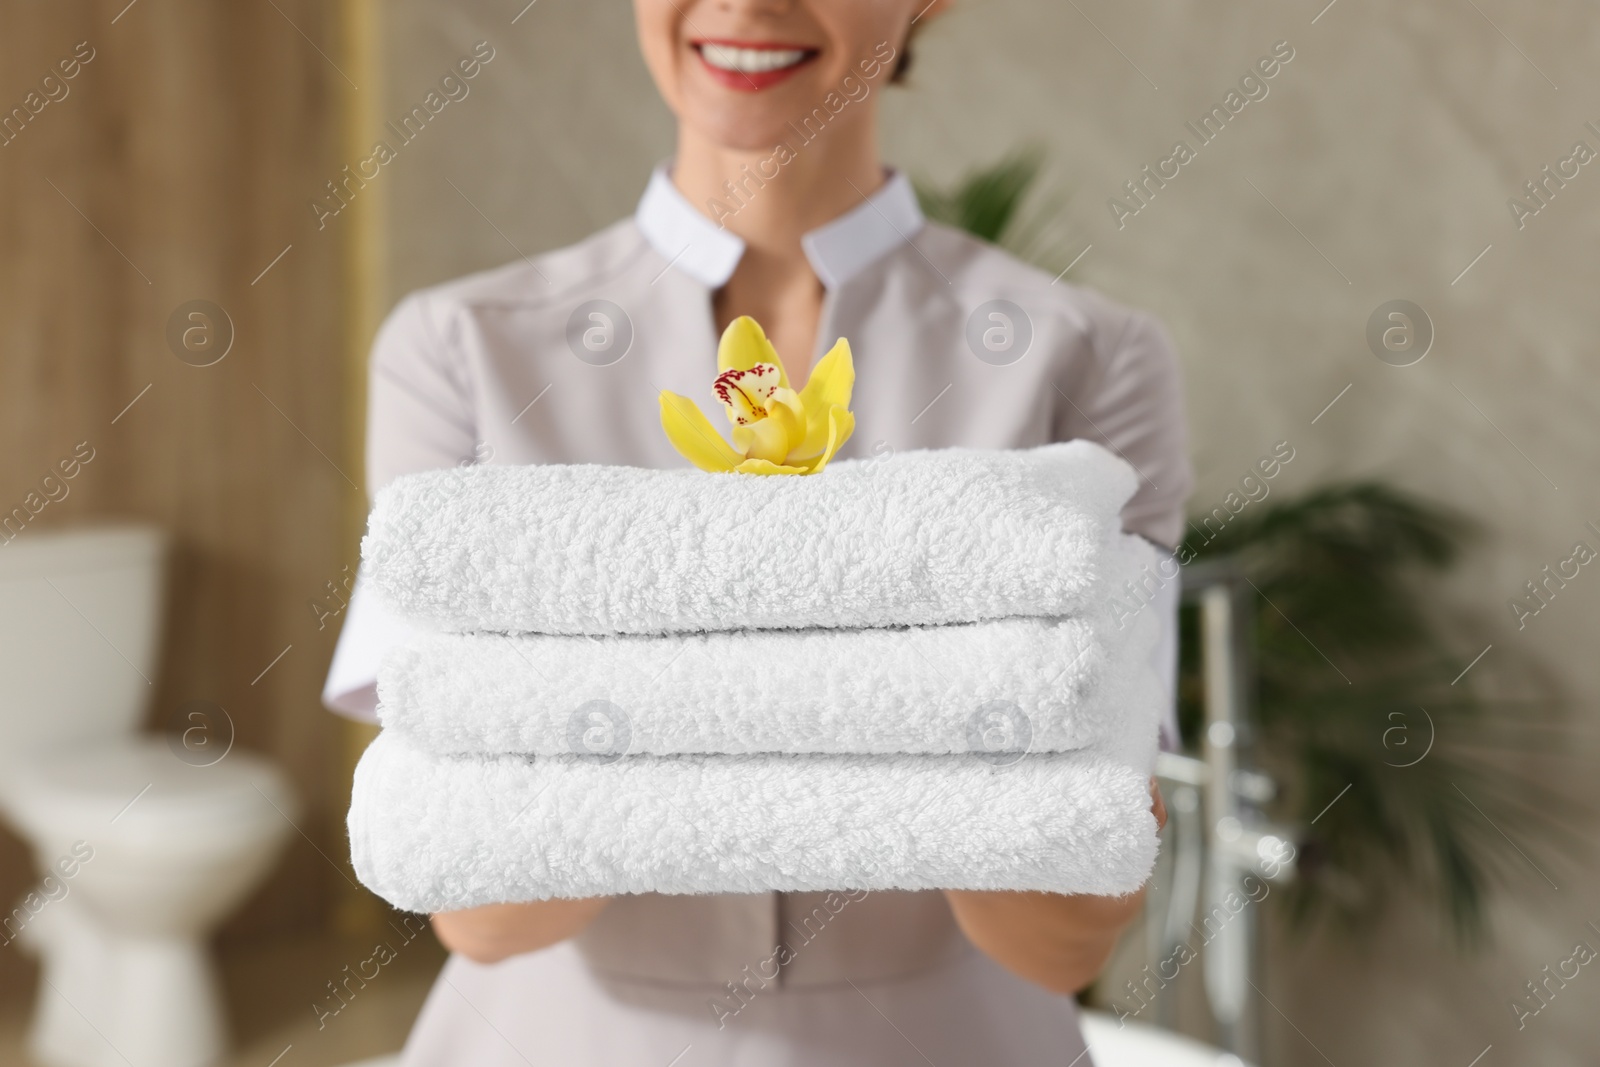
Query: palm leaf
[{"left": 1177, "top": 482, "right": 1573, "bottom": 945}]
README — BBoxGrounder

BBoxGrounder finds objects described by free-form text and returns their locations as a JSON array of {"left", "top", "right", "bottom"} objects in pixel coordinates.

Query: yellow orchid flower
[{"left": 660, "top": 316, "right": 856, "bottom": 476}]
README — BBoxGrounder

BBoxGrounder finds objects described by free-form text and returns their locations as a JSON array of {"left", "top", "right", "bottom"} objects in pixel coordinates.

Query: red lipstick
[{"left": 692, "top": 39, "right": 820, "bottom": 92}]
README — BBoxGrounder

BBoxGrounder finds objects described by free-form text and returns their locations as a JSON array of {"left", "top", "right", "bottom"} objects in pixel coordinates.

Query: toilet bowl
[{"left": 0, "top": 525, "right": 298, "bottom": 1067}]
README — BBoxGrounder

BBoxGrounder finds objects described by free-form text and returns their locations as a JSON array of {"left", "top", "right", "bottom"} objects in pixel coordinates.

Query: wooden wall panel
[{"left": 0, "top": 0, "right": 356, "bottom": 999}]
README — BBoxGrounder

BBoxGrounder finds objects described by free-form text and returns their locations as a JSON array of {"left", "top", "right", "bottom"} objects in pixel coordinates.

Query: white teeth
[{"left": 699, "top": 44, "right": 809, "bottom": 74}]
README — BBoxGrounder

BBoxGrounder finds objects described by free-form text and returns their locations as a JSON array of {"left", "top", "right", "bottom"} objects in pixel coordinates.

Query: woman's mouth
[{"left": 693, "top": 40, "right": 820, "bottom": 91}]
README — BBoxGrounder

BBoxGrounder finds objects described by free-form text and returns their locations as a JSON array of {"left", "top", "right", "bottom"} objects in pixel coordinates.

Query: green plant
[
  {"left": 914, "top": 147, "right": 1077, "bottom": 277},
  {"left": 1177, "top": 484, "right": 1569, "bottom": 944}
]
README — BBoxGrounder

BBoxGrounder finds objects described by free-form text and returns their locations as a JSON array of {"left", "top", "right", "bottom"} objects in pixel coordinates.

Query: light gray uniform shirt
[{"left": 324, "top": 166, "right": 1193, "bottom": 1066}]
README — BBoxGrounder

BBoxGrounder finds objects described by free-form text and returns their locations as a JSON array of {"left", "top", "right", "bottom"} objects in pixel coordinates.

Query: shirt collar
[{"left": 634, "top": 162, "right": 925, "bottom": 290}]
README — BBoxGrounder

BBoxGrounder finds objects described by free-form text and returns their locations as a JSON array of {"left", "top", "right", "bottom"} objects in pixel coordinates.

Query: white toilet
[{"left": 0, "top": 525, "right": 299, "bottom": 1067}]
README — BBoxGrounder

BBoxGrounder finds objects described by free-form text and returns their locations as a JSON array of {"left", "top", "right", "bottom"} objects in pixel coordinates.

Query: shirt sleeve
[
  {"left": 1056, "top": 308, "right": 1194, "bottom": 551},
  {"left": 323, "top": 292, "right": 479, "bottom": 721},
  {"left": 365, "top": 292, "right": 479, "bottom": 493},
  {"left": 1054, "top": 304, "right": 1192, "bottom": 752}
]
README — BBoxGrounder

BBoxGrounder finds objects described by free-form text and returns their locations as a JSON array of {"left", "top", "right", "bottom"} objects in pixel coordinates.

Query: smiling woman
[
  {"left": 623, "top": 0, "right": 963, "bottom": 369},
  {"left": 328, "top": 0, "right": 1192, "bottom": 1063}
]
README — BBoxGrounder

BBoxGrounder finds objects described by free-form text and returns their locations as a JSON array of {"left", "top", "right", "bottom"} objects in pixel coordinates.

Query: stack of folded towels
[{"left": 348, "top": 440, "right": 1166, "bottom": 913}]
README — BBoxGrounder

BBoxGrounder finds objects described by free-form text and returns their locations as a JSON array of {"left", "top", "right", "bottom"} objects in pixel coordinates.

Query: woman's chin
[{"left": 683, "top": 110, "right": 807, "bottom": 154}]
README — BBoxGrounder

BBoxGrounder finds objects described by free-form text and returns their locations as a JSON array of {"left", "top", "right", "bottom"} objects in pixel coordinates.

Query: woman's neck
[
  {"left": 671, "top": 117, "right": 886, "bottom": 256},
  {"left": 670, "top": 117, "right": 885, "bottom": 377}
]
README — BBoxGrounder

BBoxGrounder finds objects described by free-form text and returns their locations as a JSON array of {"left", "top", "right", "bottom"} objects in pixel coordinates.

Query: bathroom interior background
[{"left": 1, "top": 0, "right": 1597, "bottom": 1063}]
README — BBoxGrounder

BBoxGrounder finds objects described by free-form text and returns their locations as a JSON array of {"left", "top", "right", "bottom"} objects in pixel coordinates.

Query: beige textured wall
[{"left": 372, "top": 1, "right": 1600, "bottom": 1062}]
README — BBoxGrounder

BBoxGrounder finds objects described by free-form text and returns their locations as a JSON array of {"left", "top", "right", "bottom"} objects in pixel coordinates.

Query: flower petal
[
  {"left": 734, "top": 457, "right": 809, "bottom": 476},
  {"left": 802, "top": 404, "right": 855, "bottom": 475},
  {"left": 766, "top": 387, "right": 807, "bottom": 452},
  {"left": 659, "top": 391, "right": 741, "bottom": 472},
  {"left": 794, "top": 338, "right": 855, "bottom": 459},
  {"left": 718, "top": 316, "right": 789, "bottom": 389},
  {"left": 732, "top": 416, "right": 792, "bottom": 465},
  {"left": 714, "top": 363, "right": 783, "bottom": 425}
]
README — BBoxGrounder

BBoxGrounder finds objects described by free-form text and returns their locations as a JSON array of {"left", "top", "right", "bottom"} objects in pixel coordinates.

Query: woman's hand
[
  {"left": 431, "top": 897, "right": 612, "bottom": 965},
  {"left": 942, "top": 778, "right": 1168, "bottom": 995}
]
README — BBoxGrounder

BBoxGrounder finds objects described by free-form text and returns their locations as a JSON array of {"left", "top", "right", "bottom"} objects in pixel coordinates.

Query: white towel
[
  {"left": 348, "top": 731, "right": 1161, "bottom": 910},
  {"left": 362, "top": 441, "right": 1139, "bottom": 635},
  {"left": 375, "top": 588, "right": 1161, "bottom": 756}
]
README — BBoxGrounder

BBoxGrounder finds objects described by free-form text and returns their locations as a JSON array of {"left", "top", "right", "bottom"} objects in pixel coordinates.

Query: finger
[{"left": 1149, "top": 777, "right": 1168, "bottom": 832}]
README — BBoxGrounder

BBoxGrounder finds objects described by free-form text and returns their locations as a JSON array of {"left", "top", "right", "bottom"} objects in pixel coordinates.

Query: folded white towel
[
  {"left": 362, "top": 442, "right": 1140, "bottom": 635},
  {"left": 376, "top": 583, "right": 1161, "bottom": 756},
  {"left": 348, "top": 731, "right": 1161, "bottom": 910}
]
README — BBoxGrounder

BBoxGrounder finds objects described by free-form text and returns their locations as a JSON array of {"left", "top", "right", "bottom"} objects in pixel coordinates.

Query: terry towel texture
[
  {"left": 376, "top": 595, "right": 1161, "bottom": 756},
  {"left": 363, "top": 441, "right": 1140, "bottom": 635},
  {"left": 348, "top": 731, "right": 1162, "bottom": 910},
  {"left": 349, "top": 442, "right": 1168, "bottom": 906}
]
